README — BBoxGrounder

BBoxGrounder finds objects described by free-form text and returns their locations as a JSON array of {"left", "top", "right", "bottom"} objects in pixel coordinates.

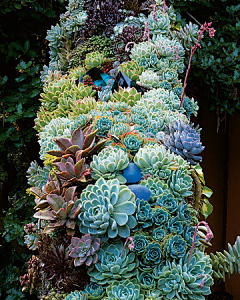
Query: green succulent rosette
[{"left": 77, "top": 178, "right": 137, "bottom": 239}]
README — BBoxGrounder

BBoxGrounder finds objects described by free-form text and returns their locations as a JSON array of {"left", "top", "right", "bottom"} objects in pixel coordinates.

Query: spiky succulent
[
  {"left": 105, "top": 279, "right": 144, "bottom": 300},
  {"left": 164, "top": 120, "right": 205, "bottom": 165},
  {"left": 90, "top": 146, "right": 129, "bottom": 183},
  {"left": 69, "top": 234, "right": 100, "bottom": 267},
  {"left": 157, "top": 250, "right": 213, "bottom": 299},
  {"left": 120, "top": 60, "right": 144, "bottom": 82},
  {"left": 33, "top": 186, "right": 81, "bottom": 235},
  {"left": 84, "top": 282, "right": 105, "bottom": 299},
  {"left": 84, "top": 51, "right": 104, "bottom": 70},
  {"left": 111, "top": 87, "right": 141, "bottom": 107},
  {"left": 134, "top": 144, "right": 179, "bottom": 179},
  {"left": 77, "top": 178, "right": 137, "bottom": 239},
  {"left": 88, "top": 241, "right": 138, "bottom": 285}
]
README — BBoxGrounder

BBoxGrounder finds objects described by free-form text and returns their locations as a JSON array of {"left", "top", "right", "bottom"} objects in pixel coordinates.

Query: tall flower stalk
[{"left": 180, "top": 22, "right": 215, "bottom": 107}]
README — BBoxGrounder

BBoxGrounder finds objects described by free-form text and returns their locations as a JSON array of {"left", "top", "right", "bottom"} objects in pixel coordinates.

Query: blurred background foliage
[{"left": 0, "top": 0, "right": 239, "bottom": 299}]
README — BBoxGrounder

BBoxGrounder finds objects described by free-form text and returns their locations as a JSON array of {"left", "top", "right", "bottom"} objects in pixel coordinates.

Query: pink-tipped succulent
[
  {"left": 69, "top": 234, "right": 100, "bottom": 267},
  {"left": 33, "top": 186, "right": 81, "bottom": 236}
]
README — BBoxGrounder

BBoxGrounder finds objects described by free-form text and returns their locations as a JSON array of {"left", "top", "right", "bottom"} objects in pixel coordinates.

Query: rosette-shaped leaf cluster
[
  {"left": 109, "top": 122, "right": 131, "bottom": 137},
  {"left": 90, "top": 146, "right": 129, "bottom": 183},
  {"left": 161, "top": 234, "right": 187, "bottom": 259},
  {"left": 111, "top": 87, "right": 141, "bottom": 107},
  {"left": 68, "top": 66, "right": 86, "bottom": 81},
  {"left": 144, "top": 242, "right": 162, "bottom": 265},
  {"left": 138, "top": 70, "right": 160, "bottom": 89},
  {"left": 84, "top": 282, "right": 105, "bottom": 299},
  {"left": 39, "top": 117, "right": 73, "bottom": 160},
  {"left": 182, "top": 96, "right": 199, "bottom": 117},
  {"left": 94, "top": 116, "right": 114, "bottom": 137},
  {"left": 152, "top": 227, "right": 167, "bottom": 243},
  {"left": 156, "top": 191, "right": 180, "bottom": 213},
  {"left": 77, "top": 178, "right": 137, "bottom": 239},
  {"left": 133, "top": 232, "right": 150, "bottom": 254},
  {"left": 152, "top": 207, "right": 170, "bottom": 226},
  {"left": 120, "top": 60, "right": 144, "bottom": 82},
  {"left": 130, "top": 42, "right": 153, "bottom": 64},
  {"left": 140, "top": 176, "right": 168, "bottom": 204},
  {"left": 210, "top": 236, "right": 240, "bottom": 282},
  {"left": 164, "top": 120, "right": 205, "bottom": 165},
  {"left": 168, "top": 168, "right": 193, "bottom": 197},
  {"left": 158, "top": 251, "right": 213, "bottom": 299},
  {"left": 148, "top": 9, "right": 171, "bottom": 35},
  {"left": 24, "top": 223, "right": 38, "bottom": 251},
  {"left": 88, "top": 241, "right": 138, "bottom": 285},
  {"left": 85, "top": 51, "right": 104, "bottom": 70},
  {"left": 33, "top": 186, "right": 81, "bottom": 236},
  {"left": 159, "top": 68, "right": 178, "bottom": 84},
  {"left": 69, "top": 96, "right": 96, "bottom": 118},
  {"left": 65, "top": 290, "right": 88, "bottom": 300},
  {"left": 134, "top": 199, "right": 153, "bottom": 230},
  {"left": 137, "top": 271, "right": 156, "bottom": 290},
  {"left": 104, "top": 279, "right": 144, "bottom": 300},
  {"left": 27, "top": 161, "right": 51, "bottom": 188},
  {"left": 69, "top": 234, "right": 100, "bottom": 267},
  {"left": 134, "top": 144, "right": 179, "bottom": 179},
  {"left": 121, "top": 132, "right": 143, "bottom": 155}
]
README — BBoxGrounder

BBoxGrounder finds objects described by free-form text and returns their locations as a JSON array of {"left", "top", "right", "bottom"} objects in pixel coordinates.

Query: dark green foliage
[
  {"left": 69, "top": 36, "right": 115, "bottom": 69},
  {"left": 172, "top": 0, "right": 240, "bottom": 114}
]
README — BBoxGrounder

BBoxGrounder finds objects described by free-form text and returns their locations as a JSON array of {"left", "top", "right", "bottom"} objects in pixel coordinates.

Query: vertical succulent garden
[{"left": 19, "top": 0, "right": 240, "bottom": 299}]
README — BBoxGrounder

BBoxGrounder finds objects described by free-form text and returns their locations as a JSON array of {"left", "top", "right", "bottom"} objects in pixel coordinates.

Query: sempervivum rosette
[
  {"left": 77, "top": 178, "right": 137, "bottom": 239},
  {"left": 165, "top": 120, "right": 205, "bottom": 165}
]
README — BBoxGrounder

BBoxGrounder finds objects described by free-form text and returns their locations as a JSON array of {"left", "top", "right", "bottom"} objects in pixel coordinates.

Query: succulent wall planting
[{"left": 19, "top": 1, "right": 239, "bottom": 299}]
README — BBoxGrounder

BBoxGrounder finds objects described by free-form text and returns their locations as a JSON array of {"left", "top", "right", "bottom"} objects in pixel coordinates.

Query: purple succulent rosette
[{"left": 69, "top": 234, "right": 100, "bottom": 267}]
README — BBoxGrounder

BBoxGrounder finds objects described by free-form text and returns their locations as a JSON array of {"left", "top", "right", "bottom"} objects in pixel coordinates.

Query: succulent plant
[
  {"left": 168, "top": 216, "right": 184, "bottom": 235},
  {"left": 27, "top": 160, "right": 51, "bottom": 188},
  {"left": 145, "top": 242, "right": 162, "bottom": 265},
  {"left": 159, "top": 80, "right": 172, "bottom": 90},
  {"left": 134, "top": 199, "right": 153, "bottom": 230},
  {"left": 73, "top": 114, "right": 91, "bottom": 130},
  {"left": 68, "top": 96, "right": 96, "bottom": 118},
  {"left": 24, "top": 223, "right": 39, "bottom": 251},
  {"left": 159, "top": 68, "right": 178, "bottom": 83},
  {"left": 69, "top": 234, "right": 100, "bottom": 267},
  {"left": 157, "top": 250, "right": 213, "bottom": 299},
  {"left": 182, "top": 95, "right": 199, "bottom": 117},
  {"left": 156, "top": 191, "right": 179, "bottom": 213},
  {"left": 137, "top": 271, "right": 156, "bottom": 290},
  {"left": 108, "top": 122, "right": 131, "bottom": 137},
  {"left": 39, "top": 117, "right": 73, "bottom": 160},
  {"left": 162, "top": 234, "right": 187, "bottom": 259},
  {"left": 120, "top": 60, "right": 144, "bottom": 82},
  {"left": 138, "top": 70, "right": 160, "bottom": 89},
  {"left": 84, "top": 282, "right": 105, "bottom": 299},
  {"left": 121, "top": 132, "right": 143, "bottom": 154},
  {"left": 68, "top": 66, "right": 86, "bottom": 81},
  {"left": 140, "top": 176, "right": 168, "bottom": 204},
  {"left": 134, "top": 144, "right": 179, "bottom": 179},
  {"left": 175, "top": 22, "right": 199, "bottom": 51},
  {"left": 84, "top": 51, "right": 104, "bottom": 70},
  {"left": 33, "top": 186, "right": 81, "bottom": 235},
  {"left": 132, "top": 232, "right": 150, "bottom": 254},
  {"left": 148, "top": 9, "right": 171, "bottom": 35},
  {"left": 77, "top": 178, "right": 137, "bottom": 239},
  {"left": 111, "top": 87, "right": 141, "bottom": 107},
  {"left": 168, "top": 168, "right": 193, "bottom": 198},
  {"left": 90, "top": 146, "right": 129, "bottom": 183},
  {"left": 164, "top": 120, "right": 205, "bottom": 165},
  {"left": 152, "top": 207, "right": 170, "bottom": 226},
  {"left": 113, "top": 112, "right": 130, "bottom": 124},
  {"left": 65, "top": 290, "right": 88, "bottom": 300},
  {"left": 88, "top": 241, "right": 138, "bottom": 285},
  {"left": 94, "top": 116, "right": 114, "bottom": 137},
  {"left": 130, "top": 42, "right": 153, "bottom": 64},
  {"left": 152, "top": 227, "right": 167, "bottom": 243},
  {"left": 105, "top": 279, "right": 144, "bottom": 300}
]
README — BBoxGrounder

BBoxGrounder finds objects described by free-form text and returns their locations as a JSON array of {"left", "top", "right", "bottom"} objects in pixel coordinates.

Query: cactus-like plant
[
  {"left": 88, "top": 241, "right": 138, "bottom": 285},
  {"left": 33, "top": 186, "right": 81, "bottom": 236},
  {"left": 77, "top": 178, "right": 137, "bottom": 239},
  {"left": 90, "top": 146, "right": 129, "bottom": 183},
  {"left": 85, "top": 51, "right": 104, "bottom": 70},
  {"left": 111, "top": 87, "right": 141, "bottom": 107},
  {"left": 68, "top": 234, "right": 100, "bottom": 267}
]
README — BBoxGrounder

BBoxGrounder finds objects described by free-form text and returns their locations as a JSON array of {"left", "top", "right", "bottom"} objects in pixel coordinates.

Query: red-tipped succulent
[
  {"left": 69, "top": 234, "right": 100, "bottom": 267},
  {"left": 33, "top": 186, "right": 81, "bottom": 236}
]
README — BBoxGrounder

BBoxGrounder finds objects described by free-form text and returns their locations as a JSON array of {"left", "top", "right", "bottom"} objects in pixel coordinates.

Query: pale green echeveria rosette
[
  {"left": 157, "top": 250, "right": 213, "bottom": 300},
  {"left": 134, "top": 144, "right": 179, "bottom": 179},
  {"left": 90, "top": 146, "right": 130, "bottom": 184},
  {"left": 103, "top": 279, "right": 144, "bottom": 300},
  {"left": 77, "top": 178, "right": 137, "bottom": 239},
  {"left": 88, "top": 241, "right": 138, "bottom": 286}
]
